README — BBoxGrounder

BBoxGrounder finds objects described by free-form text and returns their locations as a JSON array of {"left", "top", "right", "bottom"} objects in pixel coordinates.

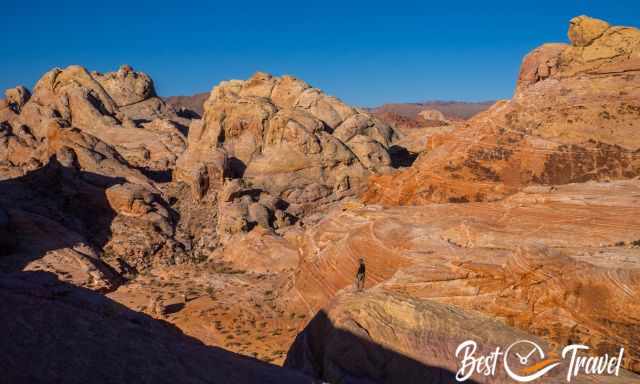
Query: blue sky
[{"left": 1, "top": 1, "right": 638, "bottom": 106}]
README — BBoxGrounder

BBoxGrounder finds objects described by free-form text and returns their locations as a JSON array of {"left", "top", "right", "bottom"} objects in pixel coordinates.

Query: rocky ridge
[
  {"left": 364, "top": 15, "right": 640, "bottom": 205},
  {"left": 172, "top": 71, "right": 398, "bottom": 256},
  {"left": 0, "top": 65, "right": 398, "bottom": 285},
  {"left": 0, "top": 14, "right": 639, "bottom": 384}
]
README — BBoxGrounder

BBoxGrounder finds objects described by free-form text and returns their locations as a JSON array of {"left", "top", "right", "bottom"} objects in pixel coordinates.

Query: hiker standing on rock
[{"left": 355, "top": 258, "right": 366, "bottom": 292}]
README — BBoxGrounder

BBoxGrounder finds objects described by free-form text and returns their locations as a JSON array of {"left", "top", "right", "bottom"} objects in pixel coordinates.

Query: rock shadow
[
  {"left": 137, "top": 167, "right": 172, "bottom": 183},
  {"left": 388, "top": 145, "right": 418, "bottom": 168},
  {"left": 0, "top": 157, "right": 124, "bottom": 272},
  {"left": 175, "top": 108, "right": 201, "bottom": 120},
  {"left": 285, "top": 310, "right": 478, "bottom": 384},
  {"left": 164, "top": 302, "right": 185, "bottom": 315},
  {"left": 228, "top": 157, "right": 247, "bottom": 178},
  {"left": 0, "top": 156, "right": 188, "bottom": 281},
  {"left": 0, "top": 270, "right": 308, "bottom": 384}
]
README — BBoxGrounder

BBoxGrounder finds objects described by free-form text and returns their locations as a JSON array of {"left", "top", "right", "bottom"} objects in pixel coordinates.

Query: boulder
[
  {"left": 248, "top": 202, "right": 271, "bottom": 229},
  {"left": 344, "top": 134, "right": 392, "bottom": 171},
  {"left": 4, "top": 85, "right": 31, "bottom": 113},
  {"left": 516, "top": 43, "right": 567, "bottom": 87},
  {"left": 418, "top": 109, "right": 448, "bottom": 124},
  {"left": 105, "top": 183, "right": 154, "bottom": 217},
  {"left": 568, "top": 15, "right": 610, "bottom": 47},
  {"left": 102, "top": 182, "right": 180, "bottom": 270},
  {"left": 92, "top": 64, "right": 156, "bottom": 107}
]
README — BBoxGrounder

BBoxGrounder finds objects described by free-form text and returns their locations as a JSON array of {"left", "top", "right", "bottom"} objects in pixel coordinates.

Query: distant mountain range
[
  {"left": 366, "top": 100, "right": 495, "bottom": 120},
  {"left": 164, "top": 92, "right": 209, "bottom": 117},
  {"left": 165, "top": 92, "right": 495, "bottom": 120}
]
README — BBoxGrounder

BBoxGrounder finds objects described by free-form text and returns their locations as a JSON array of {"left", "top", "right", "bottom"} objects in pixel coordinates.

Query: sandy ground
[{"left": 107, "top": 260, "right": 308, "bottom": 365}]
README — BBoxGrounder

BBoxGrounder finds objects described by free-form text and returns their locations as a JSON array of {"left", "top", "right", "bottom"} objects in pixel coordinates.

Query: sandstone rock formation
[
  {"left": 0, "top": 64, "right": 194, "bottom": 283},
  {"left": 371, "top": 111, "right": 424, "bottom": 130},
  {"left": 0, "top": 153, "right": 182, "bottom": 289},
  {"left": 165, "top": 92, "right": 210, "bottom": 118},
  {"left": 92, "top": 64, "right": 156, "bottom": 108},
  {"left": 0, "top": 64, "right": 187, "bottom": 177},
  {"left": 103, "top": 181, "right": 185, "bottom": 271},
  {"left": 286, "top": 179, "right": 640, "bottom": 372},
  {"left": 418, "top": 108, "right": 449, "bottom": 125},
  {"left": 174, "top": 72, "right": 398, "bottom": 250},
  {"left": 0, "top": 67, "right": 400, "bottom": 283},
  {"left": 0, "top": 159, "right": 124, "bottom": 291},
  {"left": 285, "top": 290, "right": 639, "bottom": 383},
  {"left": 369, "top": 100, "right": 494, "bottom": 120},
  {"left": 176, "top": 72, "right": 396, "bottom": 202},
  {"left": 4, "top": 85, "right": 31, "bottom": 113},
  {"left": 1, "top": 14, "right": 639, "bottom": 383},
  {"left": 568, "top": 15, "right": 611, "bottom": 47},
  {"left": 364, "top": 16, "right": 640, "bottom": 205}
]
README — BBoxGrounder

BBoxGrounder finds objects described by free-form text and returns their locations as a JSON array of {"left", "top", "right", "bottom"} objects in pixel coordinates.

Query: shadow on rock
[
  {"left": 0, "top": 156, "right": 182, "bottom": 290},
  {"left": 0, "top": 270, "right": 309, "bottom": 384},
  {"left": 388, "top": 145, "right": 418, "bottom": 168},
  {"left": 285, "top": 310, "right": 478, "bottom": 384},
  {"left": 0, "top": 157, "right": 122, "bottom": 275}
]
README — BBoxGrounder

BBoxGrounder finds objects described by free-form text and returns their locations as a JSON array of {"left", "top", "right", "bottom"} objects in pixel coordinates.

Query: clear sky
[{"left": 1, "top": 1, "right": 638, "bottom": 106}]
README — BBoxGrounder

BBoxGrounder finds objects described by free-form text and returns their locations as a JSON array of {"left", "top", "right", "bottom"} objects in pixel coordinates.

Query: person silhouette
[{"left": 355, "top": 258, "right": 366, "bottom": 292}]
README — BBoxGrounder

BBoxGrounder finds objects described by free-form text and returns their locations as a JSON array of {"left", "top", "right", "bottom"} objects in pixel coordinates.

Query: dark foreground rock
[
  {"left": 285, "top": 290, "right": 640, "bottom": 383},
  {"left": 0, "top": 271, "right": 311, "bottom": 384}
]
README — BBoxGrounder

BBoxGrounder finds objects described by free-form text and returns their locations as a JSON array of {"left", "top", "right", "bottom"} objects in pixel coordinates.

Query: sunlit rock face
[
  {"left": 0, "top": 63, "right": 401, "bottom": 290},
  {"left": 175, "top": 72, "right": 397, "bottom": 205},
  {"left": 286, "top": 180, "right": 640, "bottom": 373},
  {"left": 1, "top": 64, "right": 188, "bottom": 176},
  {"left": 0, "top": 63, "right": 195, "bottom": 281},
  {"left": 174, "top": 72, "right": 399, "bottom": 250},
  {"left": 285, "top": 289, "right": 640, "bottom": 383},
  {"left": 363, "top": 16, "right": 640, "bottom": 206},
  {"left": 1, "top": 14, "right": 640, "bottom": 383}
]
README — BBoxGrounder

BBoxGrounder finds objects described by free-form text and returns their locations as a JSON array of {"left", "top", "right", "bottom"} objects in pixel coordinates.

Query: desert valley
[{"left": 1, "top": 14, "right": 640, "bottom": 384}]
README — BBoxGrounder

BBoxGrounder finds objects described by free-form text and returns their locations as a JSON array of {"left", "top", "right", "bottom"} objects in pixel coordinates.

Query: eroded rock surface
[
  {"left": 364, "top": 16, "right": 640, "bottom": 205},
  {"left": 173, "top": 72, "right": 398, "bottom": 251},
  {"left": 0, "top": 66, "right": 400, "bottom": 286},
  {"left": 0, "top": 64, "right": 187, "bottom": 176},
  {"left": 285, "top": 290, "right": 639, "bottom": 383},
  {"left": 0, "top": 64, "right": 194, "bottom": 284},
  {"left": 418, "top": 108, "right": 449, "bottom": 125},
  {"left": 287, "top": 180, "right": 640, "bottom": 372},
  {"left": 175, "top": 73, "right": 396, "bottom": 206},
  {"left": 92, "top": 64, "right": 156, "bottom": 107},
  {"left": 1, "top": 15, "right": 639, "bottom": 383},
  {"left": 0, "top": 159, "right": 123, "bottom": 291}
]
